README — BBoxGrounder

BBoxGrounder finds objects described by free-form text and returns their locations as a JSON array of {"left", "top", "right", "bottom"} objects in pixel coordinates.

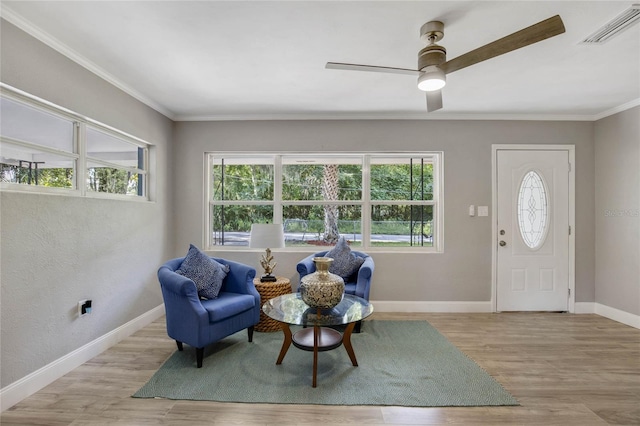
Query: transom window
[
  {"left": 206, "top": 153, "right": 443, "bottom": 251},
  {"left": 0, "top": 84, "right": 150, "bottom": 199}
]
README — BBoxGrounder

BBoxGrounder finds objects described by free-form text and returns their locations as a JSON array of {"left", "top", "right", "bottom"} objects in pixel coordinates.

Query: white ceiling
[{"left": 2, "top": 1, "right": 639, "bottom": 121}]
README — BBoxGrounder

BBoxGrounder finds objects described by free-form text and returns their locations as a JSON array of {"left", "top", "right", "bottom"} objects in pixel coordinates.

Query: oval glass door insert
[{"left": 517, "top": 170, "right": 549, "bottom": 249}]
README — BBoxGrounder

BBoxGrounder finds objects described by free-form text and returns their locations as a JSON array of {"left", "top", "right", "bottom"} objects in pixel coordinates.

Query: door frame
[{"left": 491, "top": 144, "right": 576, "bottom": 313}]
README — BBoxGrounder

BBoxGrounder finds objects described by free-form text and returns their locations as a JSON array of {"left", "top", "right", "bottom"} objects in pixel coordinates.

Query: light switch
[
  {"left": 478, "top": 206, "right": 489, "bottom": 217},
  {"left": 468, "top": 205, "right": 475, "bottom": 216}
]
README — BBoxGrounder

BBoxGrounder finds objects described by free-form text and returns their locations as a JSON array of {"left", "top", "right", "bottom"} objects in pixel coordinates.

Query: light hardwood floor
[{"left": 2, "top": 312, "right": 639, "bottom": 425}]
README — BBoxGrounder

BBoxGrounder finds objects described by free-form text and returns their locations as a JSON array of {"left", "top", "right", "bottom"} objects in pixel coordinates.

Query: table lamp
[{"left": 250, "top": 223, "right": 285, "bottom": 282}]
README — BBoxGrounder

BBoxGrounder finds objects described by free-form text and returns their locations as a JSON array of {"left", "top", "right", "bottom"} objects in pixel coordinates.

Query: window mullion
[
  {"left": 0, "top": 136, "right": 79, "bottom": 159},
  {"left": 77, "top": 122, "right": 86, "bottom": 196},
  {"left": 362, "top": 155, "right": 371, "bottom": 249},
  {"left": 370, "top": 200, "right": 436, "bottom": 206},
  {"left": 435, "top": 152, "right": 444, "bottom": 251},
  {"left": 273, "top": 155, "right": 282, "bottom": 223},
  {"left": 143, "top": 147, "right": 149, "bottom": 199},
  {"left": 205, "top": 154, "right": 212, "bottom": 248},
  {"left": 283, "top": 200, "right": 358, "bottom": 206},
  {"left": 214, "top": 200, "right": 275, "bottom": 206},
  {"left": 86, "top": 156, "right": 145, "bottom": 174}
]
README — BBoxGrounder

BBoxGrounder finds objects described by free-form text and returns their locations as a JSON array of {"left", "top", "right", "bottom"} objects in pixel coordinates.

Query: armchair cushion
[
  {"left": 325, "top": 237, "right": 364, "bottom": 280},
  {"left": 201, "top": 293, "right": 257, "bottom": 323},
  {"left": 176, "top": 244, "right": 229, "bottom": 299}
]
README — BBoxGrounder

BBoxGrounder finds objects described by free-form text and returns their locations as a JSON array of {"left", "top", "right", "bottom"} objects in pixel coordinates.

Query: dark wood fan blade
[
  {"left": 326, "top": 62, "right": 421, "bottom": 76},
  {"left": 440, "top": 15, "right": 565, "bottom": 75},
  {"left": 426, "top": 90, "right": 443, "bottom": 112}
]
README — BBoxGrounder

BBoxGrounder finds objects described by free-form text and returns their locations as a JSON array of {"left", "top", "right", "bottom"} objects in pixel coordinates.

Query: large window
[
  {"left": 206, "top": 153, "right": 443, "bottom": 251},
  {"left": 0, "top": 84, "right": 150, "bottom": 199}
]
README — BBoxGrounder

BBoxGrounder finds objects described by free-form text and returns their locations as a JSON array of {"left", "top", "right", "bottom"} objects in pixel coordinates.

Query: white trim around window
[
  {"left": 205, "top": 152, "right": 444, "bottom": 253},
  {"left": 0, "top": 83, "right": 152, "bottom": 201}
]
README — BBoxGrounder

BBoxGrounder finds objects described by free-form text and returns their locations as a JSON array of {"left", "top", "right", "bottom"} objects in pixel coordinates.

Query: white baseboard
[
  {"left": 374, "top": 301, "right": 639, "bottom": 329},
  {"left": 556, "top": 302, "right": 639, "bottom": 329},
  {"left": 372, "top": 301, "right": 493, "bottom": 313},
  {"left": 0, "top": 304, "right": 165, "bottom": 412},
  {"left": 594, "top": 303, "right": 640, "bottom": 329}
]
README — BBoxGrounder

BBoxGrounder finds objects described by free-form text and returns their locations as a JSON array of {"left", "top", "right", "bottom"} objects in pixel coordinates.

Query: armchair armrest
[
  {"left": 355, "top": 255, "right": 374, "bottom": 300},
  {"left": 158, "top": 264, "right": 202, "bottom": 302},
  {"left": 157, "top": 265, "right": 209, "bottom": 343}
]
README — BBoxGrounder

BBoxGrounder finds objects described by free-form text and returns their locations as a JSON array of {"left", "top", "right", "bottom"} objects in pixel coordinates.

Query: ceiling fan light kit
[
  {"left": 326, "top": 15, "right": 565, "bottom": 113},
  {"left": 417, "top": 66, "right": 446, "bottom": 91}
]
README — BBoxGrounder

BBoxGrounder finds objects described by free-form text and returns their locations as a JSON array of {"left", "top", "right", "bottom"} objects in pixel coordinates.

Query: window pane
[
  {"left": 87, "top": 162, "right": 141, "bottom": 195},
  {"left": 283, "top": 204, "right": 361, "bottom": 247},
  {"left": 212, "top": 161, "right": 273, "bottom": 201},
  {"left": 210, "top": 205, "right": 273, "bottom": 246},
  {"left": 371, "top": 157, "right": 433, "bottom": 201},
  {"left": 86, "top": 127, "right": 144, "bottom": 169},
  {"left": 0, "top": 96, "right": 74, "bottom": 152},
  {"left": 370, "top": 205, "right": 433, "bottom": 247},
  {"left": 282, "top": 157, "right": 361, "bottom": 201},
  {"left": 0, "top": 143, "right": 74, "bottom": 188}
]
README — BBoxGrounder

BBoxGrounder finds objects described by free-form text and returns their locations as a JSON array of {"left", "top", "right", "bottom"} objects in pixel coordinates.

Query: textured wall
[
  {"left": 0, "top": 20, "right": 174, "bottom": 387},
  {"left": 173, "top": 119, "right": 596, "bottom": 304},
  {"left": 594, "top": 106, "right": 640, "bottom": 315}
]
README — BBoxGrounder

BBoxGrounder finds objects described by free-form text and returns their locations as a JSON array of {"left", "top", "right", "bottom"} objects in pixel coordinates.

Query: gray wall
[
  {"left": 173, "top": 119, "right": 596, "bottom": 304},
  {"left": 0, "top": 20, "right": 174, "bottom": 387},
  {"left": 594, "top": 106, "right": 640, "bottom": 316}
]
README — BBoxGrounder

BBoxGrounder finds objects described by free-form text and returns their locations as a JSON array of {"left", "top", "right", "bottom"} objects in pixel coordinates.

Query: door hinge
[
  {"left": 569, "top": 225, "right": 572, "bottom": 235},
  {"left": 568, "top": 162, "right": 572, "bottom": 172},
  {"left": 568, "top": 288, "right": 571, "bottom": 296}
]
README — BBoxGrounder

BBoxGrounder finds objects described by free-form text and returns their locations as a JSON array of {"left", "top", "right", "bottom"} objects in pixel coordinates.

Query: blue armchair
[
  {"left": 297, "top": 250, "right": 374, "bottom": 332},
  {"left": 158, "top": 257, "right": 260, "bottom": 367}
]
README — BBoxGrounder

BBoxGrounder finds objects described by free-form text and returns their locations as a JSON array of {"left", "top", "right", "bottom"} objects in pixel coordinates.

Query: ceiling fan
[{"left": 326, "top": 15, "right": 565, "bottom": 112}]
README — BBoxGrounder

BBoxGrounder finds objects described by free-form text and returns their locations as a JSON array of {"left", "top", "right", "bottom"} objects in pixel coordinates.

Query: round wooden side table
[{"left": 253, "top": 277, "right": 291, "bottom": 332}]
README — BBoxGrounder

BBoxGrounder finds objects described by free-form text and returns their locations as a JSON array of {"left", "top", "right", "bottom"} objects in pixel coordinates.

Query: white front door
[{"left": 496, "top": 149, "right": 570, "bottom": 311}]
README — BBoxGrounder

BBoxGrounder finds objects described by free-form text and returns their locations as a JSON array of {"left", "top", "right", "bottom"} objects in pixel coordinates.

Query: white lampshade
[
  {"left": 417, "top": 66, "right": 446, "bottom": 92},
  {"left": 249, "top": 224, "right": 285, "bottom": 249}
]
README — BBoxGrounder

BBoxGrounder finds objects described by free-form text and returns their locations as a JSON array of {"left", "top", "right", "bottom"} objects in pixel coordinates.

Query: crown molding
[
  {"left": 174, "top": 112, "right": 598, "bottom": 122},
  {"left": 592, "top": 98, "right": 640, "bottom": 121},
  {"left": 0, "top": 6, "right": 176, "bottom": 120}
]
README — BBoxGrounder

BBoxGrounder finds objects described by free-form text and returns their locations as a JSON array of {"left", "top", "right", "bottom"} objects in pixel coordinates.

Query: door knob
[{"left": 499, "top": 240, "right": 506, "bottom": 247}]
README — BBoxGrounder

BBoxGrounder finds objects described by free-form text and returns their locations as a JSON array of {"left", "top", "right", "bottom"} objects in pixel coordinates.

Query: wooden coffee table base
[{"left": 276, "top": 322, "right": 358, "bottom": 387}]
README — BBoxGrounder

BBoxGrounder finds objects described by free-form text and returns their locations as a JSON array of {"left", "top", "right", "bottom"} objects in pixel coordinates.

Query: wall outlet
[
  {"left": 78, "top": 299, "right": 92, "bottom": 316},
  {"left": 478, "top": 206, "right": 489, "bottom": 217}
]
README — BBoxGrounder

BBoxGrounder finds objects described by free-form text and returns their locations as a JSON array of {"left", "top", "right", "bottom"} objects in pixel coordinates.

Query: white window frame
[
  {"left": 205, "top": 152, "right": 444, "bottom": 252},
  {"left": 0, "top": 83, "right": 151, "bottom": 201}
]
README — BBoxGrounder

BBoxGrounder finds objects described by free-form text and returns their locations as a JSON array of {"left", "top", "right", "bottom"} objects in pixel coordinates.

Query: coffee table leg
[
  {"left": 276, "top": 323, "right": 292, "bottom": 365},
  {"left": 343, "top": 322, "right": 358, "bottom": 366}
]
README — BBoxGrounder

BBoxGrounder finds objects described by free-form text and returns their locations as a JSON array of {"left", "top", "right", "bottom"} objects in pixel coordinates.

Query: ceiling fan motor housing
[{"left": 418, "top": 44, "right": 446, "bottom": 70}]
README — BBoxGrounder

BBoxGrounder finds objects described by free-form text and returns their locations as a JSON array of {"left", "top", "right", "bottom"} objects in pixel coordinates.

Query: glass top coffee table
[{"left": 263, "top": 293, "right": 374, "bottom": 387}]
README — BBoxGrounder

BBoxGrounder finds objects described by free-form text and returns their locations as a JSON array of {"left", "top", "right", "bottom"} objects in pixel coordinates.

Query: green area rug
[{"left": 133, "top": 320, "right": 518, "bottom": 407}]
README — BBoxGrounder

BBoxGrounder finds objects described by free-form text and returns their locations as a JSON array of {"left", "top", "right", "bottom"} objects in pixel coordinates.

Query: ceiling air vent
[{"left": 582, "top": 4, "right": 640, "bottom": 43}]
